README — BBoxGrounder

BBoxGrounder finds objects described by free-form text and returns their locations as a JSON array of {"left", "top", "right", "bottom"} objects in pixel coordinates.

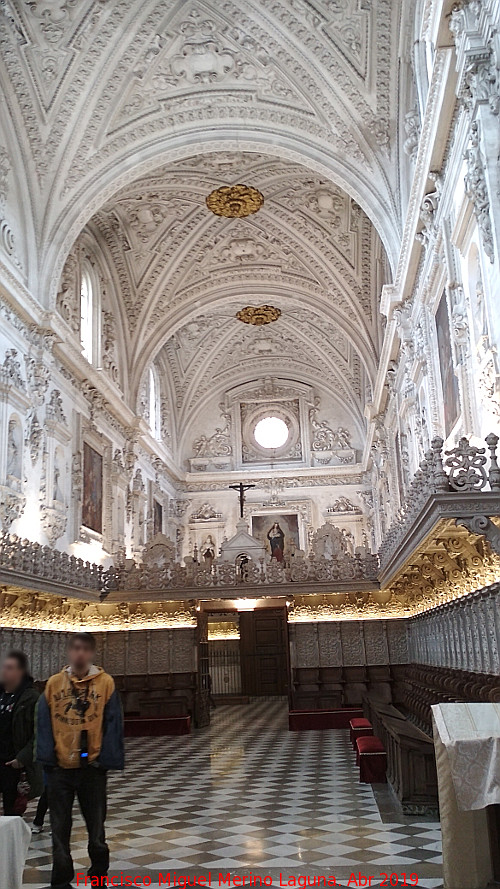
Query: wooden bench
[{"left": 363, "top": 696, "right": 438, "bottom": 814}]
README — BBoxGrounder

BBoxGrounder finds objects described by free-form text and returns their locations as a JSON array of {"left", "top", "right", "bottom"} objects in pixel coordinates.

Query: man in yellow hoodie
[{"left": 36, "top": 632, "right": 124, "bottom": 889}]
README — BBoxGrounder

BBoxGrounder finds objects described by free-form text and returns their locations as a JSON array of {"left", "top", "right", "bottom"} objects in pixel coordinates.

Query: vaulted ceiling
[
  {"left": 76, "top": 152, "right": 388, "bottom": 435},
  {"left": 0, "top": 0, "right": 410, "bottom": 301},
  {"left": 0, "top": 0, "right": 415, "bottom": 467}
]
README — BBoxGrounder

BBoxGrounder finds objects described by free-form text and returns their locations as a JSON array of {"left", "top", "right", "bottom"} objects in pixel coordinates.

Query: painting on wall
[
  {"left": 252, "top": 514, "right": 300, "bottom": 563},
  {"left": 435, "top": 292, "right": 460, "bottom": 437},
  {"left": 82, "top": 442, "right": 103, "bottom": 534},
  {"left": 153, "top": 499, "right": 163, "bottom": 536}
]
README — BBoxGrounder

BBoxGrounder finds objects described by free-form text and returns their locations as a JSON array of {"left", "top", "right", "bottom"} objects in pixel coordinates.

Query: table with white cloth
[
  {"left": 0, "top": 815, "right": 32, "bottom": 889},
  {"left": 432, "top": 703, "right": 500, "bottom": 889}
]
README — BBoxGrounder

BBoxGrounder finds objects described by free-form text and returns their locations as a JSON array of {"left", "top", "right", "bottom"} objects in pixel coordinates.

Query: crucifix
[{"left": 229, "top": 482, "right": 255, "bottom": 518}]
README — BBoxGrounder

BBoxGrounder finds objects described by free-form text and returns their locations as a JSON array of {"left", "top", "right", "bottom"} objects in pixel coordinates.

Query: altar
[{"left": 432, "top": 703, "right": 500, "bottom": 889}]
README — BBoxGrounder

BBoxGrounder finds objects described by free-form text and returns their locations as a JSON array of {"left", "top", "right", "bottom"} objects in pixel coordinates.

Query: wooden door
[{"left": 239, "top": 607, "right": 289, "bottom": 696}]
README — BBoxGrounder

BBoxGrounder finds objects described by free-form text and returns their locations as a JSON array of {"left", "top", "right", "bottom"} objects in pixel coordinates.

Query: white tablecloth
[
  {"left": 0, "top": 815, "right": 32, "bottom": 889},
  {"left": 432, "top": 702, "right": 500, "bottom": 810}
]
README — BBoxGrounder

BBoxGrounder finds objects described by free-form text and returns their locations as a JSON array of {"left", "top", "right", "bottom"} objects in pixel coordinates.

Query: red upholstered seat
[
  {"left": 350, "top": 718, "right": 372, "bottom": 728},
  {"left": 357, "top": 735, "right": 385, "bottom": 753},
  {"left": 349, "top": 717, "right": 373, "bottom": 750},
  {"left": 356, "top": 735, "right": 387, "bottom": 783}
]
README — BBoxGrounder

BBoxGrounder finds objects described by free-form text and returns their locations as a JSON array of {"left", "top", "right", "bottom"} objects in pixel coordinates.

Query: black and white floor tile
[{"left": 22, "top": 700, "right": 442, "bottom": 889}]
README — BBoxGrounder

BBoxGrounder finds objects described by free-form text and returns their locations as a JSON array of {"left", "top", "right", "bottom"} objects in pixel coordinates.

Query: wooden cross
[{"left": 229, "top": 482, "right": 255, "bottom": 518}]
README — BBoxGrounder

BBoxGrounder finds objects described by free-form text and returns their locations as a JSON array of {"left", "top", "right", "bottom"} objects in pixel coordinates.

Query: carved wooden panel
[
  {"left": 171, "top": 629, "right": 196, "bottom": 673},
  {"left": 104, "top": 632, "right": 126, "bottom": 675},
  {"left": 293, "top": 623, "right": 319, "bottom": 668},
  {"left": 387, "top": 620, "right": 408, "bottom": 664},
  {"left": 363, "top": 620, "right": 389, "bottom": 664},
  {"left": 149, "top": 629, "right": 172, "bottom": 673},
  {"left": 341, "top": 622, "right": 365, "bottom": 665},
  {"left": 318, "top": 621, "right": 342, "bottom": 666},
  {"left": 126, "top": 630, "right": 148, "bottom": 674}
]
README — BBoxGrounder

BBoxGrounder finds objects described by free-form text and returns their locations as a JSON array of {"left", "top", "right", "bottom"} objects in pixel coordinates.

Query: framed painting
[
  {"left": 82, "top": 442, "right": 103, "bottom": 534},
  {"left": 252, "top": 513, "right": 300, "bottom": 563},
  {"left": 435, "top": 292, "right": 460, "bottom": 437}
]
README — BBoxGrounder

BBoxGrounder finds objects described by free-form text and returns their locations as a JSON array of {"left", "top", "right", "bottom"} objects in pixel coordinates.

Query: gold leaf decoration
[
  {"left": 236, "top": 305, "right": 281, "bottom": 326},
  {"left": 206, "top": 184, "right": 264, "bottom": 218}
]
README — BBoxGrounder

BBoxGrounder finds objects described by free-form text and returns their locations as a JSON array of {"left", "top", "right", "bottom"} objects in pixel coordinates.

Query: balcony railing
[
  {"left": 378, "top": 433, "right": 500, "bottom": 578},
  {"left": 0, "top": 530, "right": 379, "bottom": 599},
  {"left": 1, "top": 434, "right": 499, "bottom": 604}
]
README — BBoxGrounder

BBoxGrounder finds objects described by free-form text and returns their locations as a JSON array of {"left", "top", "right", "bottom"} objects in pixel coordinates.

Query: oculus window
[{"left": 254, "top": 416, "right": 289, "bottom": 449}]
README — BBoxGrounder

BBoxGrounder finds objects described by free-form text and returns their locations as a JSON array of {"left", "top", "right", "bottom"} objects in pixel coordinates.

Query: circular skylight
[{"left": 254, "top": 416, "right": 289, "bottom": 449}]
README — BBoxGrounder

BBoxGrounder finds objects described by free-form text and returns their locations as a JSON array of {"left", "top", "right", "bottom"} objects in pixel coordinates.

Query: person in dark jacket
[
  {"left": 36, "top": 632, "right": 124, "bottom": 889},
  {"left": 0, "top": 649, "right": 43, "bottom": 814}
]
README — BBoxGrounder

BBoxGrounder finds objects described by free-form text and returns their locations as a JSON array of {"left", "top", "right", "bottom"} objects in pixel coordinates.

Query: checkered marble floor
[{"left": 22, "top": 700, "right": 442, "bottom": 888}]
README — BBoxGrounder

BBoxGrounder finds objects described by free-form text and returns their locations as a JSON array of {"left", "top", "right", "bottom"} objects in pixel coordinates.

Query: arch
[
  {"left": 43, "top": 134, "right": 401, "bottom": 311},
  {"left": 176, "top": 372, "right": 368, "bottom": 466},
  {"left": 127, "top": 284, "right": 380, "bottom": 408}
]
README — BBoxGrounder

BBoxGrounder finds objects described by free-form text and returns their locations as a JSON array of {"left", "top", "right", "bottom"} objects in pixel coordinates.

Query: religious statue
[
  {"left": 237, "top": 553, "right": 249, "bottom": 581},
  {"left": 229, "top": 482, "right": 255, "bottom": 517},
  {"left": 267, "top": 522, "right": 285, "bottom": 562},
  {"left": 341, "top": 528, "right": 355, "bottom": 555},
  {"left": 7, "top": 420, "right": 21, "bottom": 479},
  {"left": 192, "top": 434, "right": 211, "bottom": 457},
  {"left": 53, "top": 464, "right": 64, "bottom": 503},
  {"left": 193, "top": 420, "right": 232, "bottom": 458},
  {"left": 201, "top": 534, "right": 216, "bottom": 571},
  {"left": 335, "top": 427, "right": 351, "bottom": 449}
]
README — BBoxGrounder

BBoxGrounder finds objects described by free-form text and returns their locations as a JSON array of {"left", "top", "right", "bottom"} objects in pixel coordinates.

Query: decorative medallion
[
  {"left": 236, "top": 305, "right": 281, "bottom": 326},
  {"left": 206, "top": 184, "right": 264, "bottom": 218}
]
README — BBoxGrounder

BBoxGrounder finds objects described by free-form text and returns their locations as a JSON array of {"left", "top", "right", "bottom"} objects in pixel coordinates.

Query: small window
[
  {"left": 149, "top": 367, "right": 159, "bottom": 438},
  {"left": 80, "top": 270, "right": 94, "bottom": 363}
]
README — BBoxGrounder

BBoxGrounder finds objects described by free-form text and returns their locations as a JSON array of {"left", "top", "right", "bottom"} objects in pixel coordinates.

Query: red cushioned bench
[
  {"left": 356, "top": 735, "right": 387, "bottom": 783},
  {"left": 349, "top": 717, "right": 373, "bottom": 750}
]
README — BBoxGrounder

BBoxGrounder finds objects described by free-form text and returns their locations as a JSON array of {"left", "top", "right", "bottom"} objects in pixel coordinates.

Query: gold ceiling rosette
[
  {"left": 236, "top": 305, "right": 281, "bottom": 326},
  {"left": 206, "top": 184, "right": 264, "bottom": 218}
]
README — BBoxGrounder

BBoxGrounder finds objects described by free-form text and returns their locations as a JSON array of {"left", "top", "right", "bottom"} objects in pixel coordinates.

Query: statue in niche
[
  {"left": 341, "top": 528, "right": 355, "bottom": 555},
  {"left": 415, "top": 402, "right": 430, "bottom": 462},
  {"left": 473, "top": 277, "right": 490, "bottom": 358},
  {"left": 237, "top": 553, "right": 250, "bottom": 581},
  {"left": 53, "top": 464, "right": 64, "bottom": 503},
  {"left": 201, "top": 534, "right": 216, "bottom": 571},
  {"left": 7, "top": 420, "right": 21, "bottom": 479},
  {"left": 267, "top": 522, "right": 285, "bottom": 562},
  {"left": 312, "top": 523, "right": 346, "bottom": 559}
]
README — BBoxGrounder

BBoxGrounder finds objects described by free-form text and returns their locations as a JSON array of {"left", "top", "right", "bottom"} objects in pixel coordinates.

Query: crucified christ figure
[{"left": 229, "top": 481, "right": 255, "bottom": 518}]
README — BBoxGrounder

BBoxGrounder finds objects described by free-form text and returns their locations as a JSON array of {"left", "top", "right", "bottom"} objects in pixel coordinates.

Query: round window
[{"left": 254, "top": 416, "right": 289, "bottom": 449}]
